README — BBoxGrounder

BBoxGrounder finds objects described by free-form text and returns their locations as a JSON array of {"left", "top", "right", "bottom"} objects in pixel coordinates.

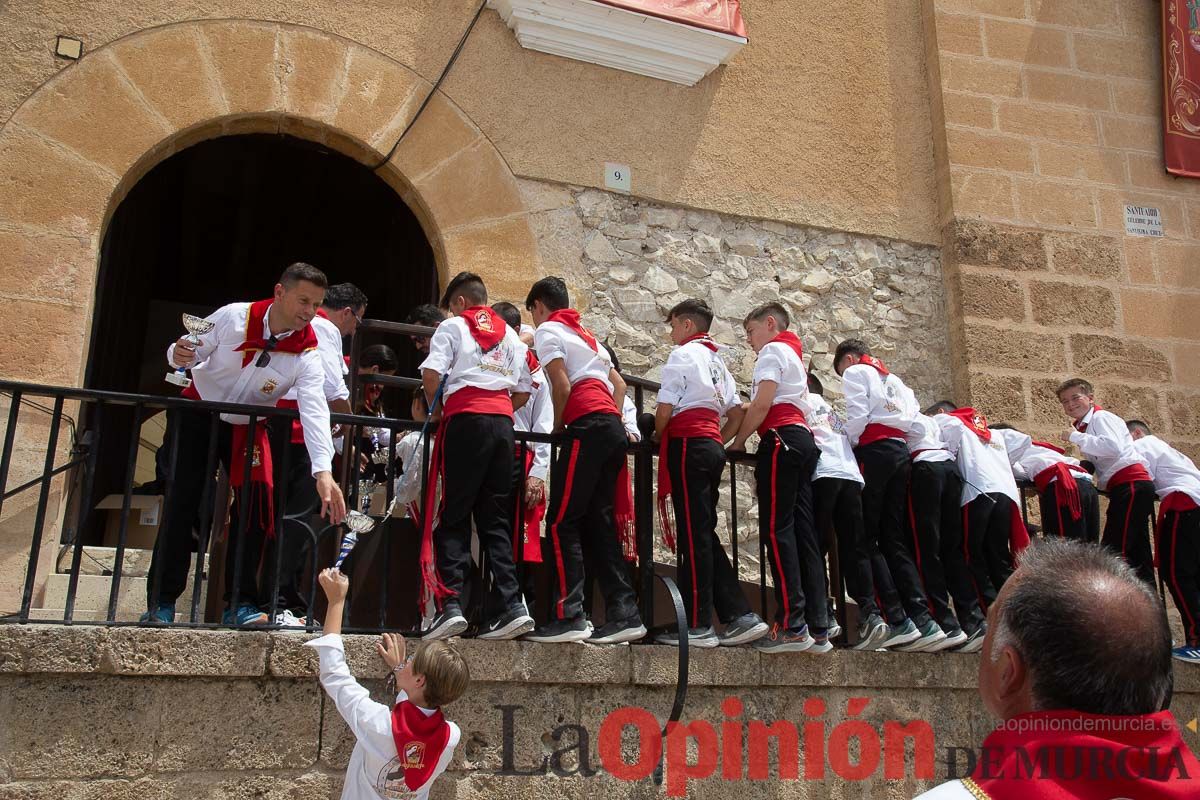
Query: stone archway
[{"left": 0, "top": 19, "right": 541, "bottom": 386}]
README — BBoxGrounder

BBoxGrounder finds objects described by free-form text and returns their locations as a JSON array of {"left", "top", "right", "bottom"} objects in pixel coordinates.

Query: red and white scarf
[{"left": 390, "top": 699, "right": 451, "bottom": 793}]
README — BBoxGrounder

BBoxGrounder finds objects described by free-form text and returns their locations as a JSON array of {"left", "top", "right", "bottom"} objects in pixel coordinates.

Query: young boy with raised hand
[
  {"left": 307, "top": 568, "right": 467, "bottom": 800},
  {"left": 729, "top": 303, "right": 828, "bottom": 652},
  {"left": 1057, "top": 378, "right": 1156, "bottom": 584},
  {"left": 653, "top": 299, "right": 767, "bottom": 648},
  {"left": 989, "top": 423, "right": 1099, "bottom": 543},
  {"left": 833, "top": 339, "right": 940, "bottom": 651},
  {"left": 524, "top": 276, "right": 645, "bottom": 645}
]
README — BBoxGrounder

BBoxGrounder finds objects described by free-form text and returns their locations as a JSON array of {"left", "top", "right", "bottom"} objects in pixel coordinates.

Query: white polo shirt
[
  {"left": 657, "top": 338, "right": 740, "bottom": 418},
  {"left": 420, "top": 316, "right": 531, "bottom": 399},
  {"left": 991, "top": 428, "right": 1088, "bottom": 485},
  {"left": 751, "top": 340, "right": 809, "bottom": 421},
  {"left": 514, "top": 363, "right": 553, "bottom": 481},
  {"left": 841, "top": 364, "right": 919, "bottom": 446},
  {"left": 905, "top": 413, "right": 955, "bottom": 465},
  {"left": 533, "top": 320, "right": 614, "bottom": 391},
  {"left": 806, "top": 394, "right": 864, "bottom": 485},
  {"left": 1133, "top": 435, "right": 1200, "bottom": 505},
  {"left": 932, "top": 414, "right": 1020, "bottom": 507}
]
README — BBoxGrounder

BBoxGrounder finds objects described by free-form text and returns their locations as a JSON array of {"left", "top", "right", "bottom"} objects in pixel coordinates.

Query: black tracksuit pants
[
  {"left": 963, "top": 492, "right": 1017, "bottom": 609},
  {"left": 261, "top": 432, "right": 320, "bottom": 616},
  {"left": 1102, "top": 479, "right": 1157, "bottom": 585},
  {"left": 854, "top": 439, "right": 933, "bottom": 629},
  {"left": 1037, "top": 476, "right": 1100, "bottom": 542},
  {"left": 544, "top": 412, "right": 638, "bottom": 624},
  {"left": 908, "top": 460, "right": 984, "bottom": 635},
  {"left": 666, "top": 437, "right": 750, "bottom": 629},
  {"left": 1159, "top": 505, "right": 1200, "bottom": 646},
  {"left": 755, "top": 425, "right": 827, "bottom": 631},
  {"left": 433, "top": 412, "right": 523, "bottom": 615},
  {"left": 814, "top": 476, "right": 887, "bottom": 622}
]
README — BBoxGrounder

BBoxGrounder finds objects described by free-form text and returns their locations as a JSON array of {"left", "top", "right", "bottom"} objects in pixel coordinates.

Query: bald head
[{"left": 987, "top": 539, "right": 1172, "bottom": 717}]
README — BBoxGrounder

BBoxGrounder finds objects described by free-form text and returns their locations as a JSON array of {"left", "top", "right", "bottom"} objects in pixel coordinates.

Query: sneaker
[
  {"left": 1172, "top": 645, "right": 1200, "bottom": 664},
  {"left": 655, "top": 626, "right": 719, "bottom": 648},
  {"left": 424, "top": 606, "right": 468, "bottom": 640},
  {"left": 753, "top": 623, "right": 813, "bottom": 653},
  {"left": 879, "top": 619, "right": 921, "bottom": 649},
  {"left": 828, "top": 622, "right": 843, "bottom": 641},
  {"left": 271, "top": 609, "right": 307, "bottom": 628},
  {"left": 139, "top": 603, "right": 175, "bottom": 624},
  {"left": 933, "top": 627, "right": 968, "bottom": 652},
  {"left": 955, "top": 624, "right": 987, "bottom": 654},
  {"left": 525, "top": 616, "right": 590, "bottom": 643},
  {"left": 808, "top": 630, "right": 833, "bottom": 654},
  {"left": 476, "top": 606, "right": 535, "bottom": 640},
  {"left": 588, "top": 615, "right": 647, "bottom": 645},
  {"left": 718, "top": 612, "right": 769, "bottom": 646},
  {"left": 222, "top": 604, "right": 269, "bottom": 627},
  {"left": 850, "top": 613, "right": 889, "bottom": 650},
  {"left": 895, "top": 620, "right": 947, "bottom": 652}
]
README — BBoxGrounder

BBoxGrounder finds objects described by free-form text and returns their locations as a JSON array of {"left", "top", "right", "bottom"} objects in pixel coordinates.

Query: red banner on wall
[
  {"left": 1164, "top": 0, "right": 1200, "bottom": 177},
  {"left": 593, "top": 0, "right": 747, "bottom": 38}
]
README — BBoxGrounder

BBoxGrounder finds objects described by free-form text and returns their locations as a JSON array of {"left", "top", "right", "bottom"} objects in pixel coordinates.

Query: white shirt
[
  {"left": 420, "top": 316, "right": 531, "bottom": 400},
  {"left": 656, "top": 339, "right": 739, "bottom": 418},
  {"left": 841, "top": 364, "right": 919, "bottom": 446},
  {"left": 282, "top": 313, "right": 350, "bottom": 404},
  {"left": 622, "top": 395, "right": 642, "bottom": 442},
  {"left": 933, "top": 414, "right": 1020, "bottom": 506},
  {"left": 905, "top": 414, "right": 955, "bottom": 464},
  {"left": 1068, "top": 407, "right": 1149, "bottom": 490},
  {"left": 514, "top": 363, "right": 553, "bottom": 481},
  {"left": 751, "top": 339, "right": 809, "bottom": 425},
  {"left": 991, "top": 427, "right": 1088, "bottom": 485},
  {"left": 166, "top": 302, "right": 334, "bottom": 475},
  {"left": 914, "top": 780, "right": 973, "bottom": 799},
  {"left": 1133, "top": 435, "right": 1200, "bottom": 505},
  {"left": 305, "top": 635, "right": 459, "bottom": 800},
  {"left": 533, "top": 320, "right": 614, "bottom": 392},
  {"left": 806, "top": 394, "right": 864, "bottom": 485}
]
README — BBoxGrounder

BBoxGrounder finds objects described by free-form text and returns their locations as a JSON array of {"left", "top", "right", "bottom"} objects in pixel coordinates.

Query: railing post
[
  {"left": 109, "top": 402, "right": 143, "bottom": 623},
  {"left": 228, "top": 414, "right": 258, "bottom": 622},
  {"left": 63, "top": 402, "right": 102, "bottom": 623},
  {"left": 0, "top": 390, "right": 23, "bottom": 520},
  {"left": 187, "top": 414, "right": 222, "bottom": 624},
  {"left": 147, "top": 405, "right": 184, "bottom": 616},
  {"left": 20, "top": 395, "right": 64, "bottom": 621}
]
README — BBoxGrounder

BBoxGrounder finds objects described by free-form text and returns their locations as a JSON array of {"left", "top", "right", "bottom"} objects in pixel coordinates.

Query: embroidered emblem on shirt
[
  {"left": 260, "top": 378, "right": 279, "bottom": 395},
  {"left": 402, "top": 741, "right": 426, "bottom": 769},
  {"left": 474, "top": 309, "right": 494, "bottom": 334}
]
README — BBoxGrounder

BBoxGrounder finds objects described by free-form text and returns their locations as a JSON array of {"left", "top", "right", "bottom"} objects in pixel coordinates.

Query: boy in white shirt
[
  {"left": 989, "top": 423, "right": 1099, "bottom": 543},
  {"left": 653, "top": 299, "right": 766, "bottom": 648},
  {"left": 1128, "top": 420, "right": 1200, "bottom": 664},
  {"left": 307, "top": 568, "right": 466, "bottom": 800},
  {"left": 1057, "top": 378, "right": 1156, "bottom": 583}
]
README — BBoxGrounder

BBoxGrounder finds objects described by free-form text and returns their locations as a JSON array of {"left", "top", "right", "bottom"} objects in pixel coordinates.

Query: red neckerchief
[
  {"left": 680, "top": 332, "right": 719, "bottom": 352},
  {"left": 390, "top": 699, "right": 451, "bottom": 792},
  {"left": 769, "top": 330, "right": 804, "bottom": 361},
  {"left": 460, "top": 306, "right": 505, "bottom": 352},
  {"left": 232, "top": 299, "right": 319, "bottom": 367},
  {"left": 1032, "top": 439, "right": 1066, "bottom": 455},
  {"left": 547, "top": 309, "right": 598, "bottom": 351},
  {"left": 1074, "top": 405, "right": 1101, "bottom": 432},
  {"left": 315, "top": 308, "right": 330, "bottom": 321},
  {"left": 947, "top": 407, "right": 991, "bottom": 443},
  {"left": 966, "top": 709, "right": 1200, "bottom": 799},
  {"left": 525, "top": 349, "right": 540, "bottom": 375},
  {"left": 855, "top": 354, "right": 890, "bottom": 375}
]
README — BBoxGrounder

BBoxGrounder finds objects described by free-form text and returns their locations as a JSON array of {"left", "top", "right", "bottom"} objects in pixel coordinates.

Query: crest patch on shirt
[
  {"left": 260, "top": 378, "right": 279, "bottom": 395},
  {"left": 474, "top": 309, "right": 494, "bottom": 334},
  {"left": 402, "top": 741, "right": 426, "bottom": 769}
]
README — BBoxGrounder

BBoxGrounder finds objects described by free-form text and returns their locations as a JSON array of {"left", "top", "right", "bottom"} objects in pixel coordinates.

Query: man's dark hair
[
  {"left": 360, "top": 344, "right": 398, "bottom": 373},
  {"left": 666, "top": 298, "right": 714, "bottom": 332},
  {"left": 406, "top": 304, "right": 445, "bottom": 328},
  {"left": 491, "top": 301, "right": 522, "bottom": 332},
  {"left": 440, "top": 271, "right": 487, "bottom": 309},
  {"left": 925, "top": 400, "right": 958, "bottom": 415},
  {"left": 743, "top": 302, "right": 789, "bottom": 330},
  {"left": 525, "top": 276, "right": 570, "bottom": 312},
  {"left": 1056, "top": 377, "right": 1094, "bottom": 399},
  {"left": 602, "top": 342, "right": 621, "bottom": 374},
  {"left": 994, "top": 538, "right": 1172, "bottom": 715},
  {"left": 807, "top": 373, "right": 824, "bottom": 396},
  {"left": 323, "top": 283, "right": 368, "bottom": 312},
  {"left": 1127, "top": 419, "right": 1153, "bottom": 437},
  {"left": 833, "top": 338, "right": 869, "bottom": 367},
  {"left": 279, "top": 262, "right": 328, "bottom": 289}
]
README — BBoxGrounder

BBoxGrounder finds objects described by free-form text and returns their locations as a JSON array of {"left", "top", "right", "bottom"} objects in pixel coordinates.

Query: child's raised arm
[{"left": 317, "top": 568, "right": 349, "bottom": 635}]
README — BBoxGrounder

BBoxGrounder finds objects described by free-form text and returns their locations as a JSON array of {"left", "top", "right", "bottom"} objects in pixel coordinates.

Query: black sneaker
[
  {"left": 654, "top": 626, "right": 719, "bottom": 648},
  {"left": 752, "top": 623, "right": 813, "bottom": 653},
  {"left": 524, "top": 616, "right": 590, "bottom": 643},
  {"left": 424, "top": 605, "right": 468, "bottom": 640},
  {"left": 879, "top": 618, "right": 921, "bottom": 649},
  {"left": 895, "top": 619, "right": 947, "bottom": 652},
  {"left": 718, "top": 612, "right": 769, "bottom": 646},
  {"left": 954, "top": 623, "right": 986, "bottom": 654},
  {"left": 850, "top": 613, "right": 888, "bottom": 650},
  {"left": 588, "top": 615, "right": 647, "bottom": 645},
  {"left": 476, "top": 605, "right": 535, "bottom": 640}
]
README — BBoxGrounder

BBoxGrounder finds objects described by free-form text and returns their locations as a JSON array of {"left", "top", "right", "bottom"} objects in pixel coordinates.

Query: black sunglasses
[{"left": 255, "top": 335, "right": 280, "bottom": 368}]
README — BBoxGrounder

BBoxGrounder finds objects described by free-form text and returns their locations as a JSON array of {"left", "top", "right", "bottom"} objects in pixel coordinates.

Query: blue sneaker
[
  {"left": 1172, "top": 645, "right": 1200, "bottom": 664},
  {"left": 139, "top": 604, "right": 175, "bottom": 624},
  {"left": 222, "top": 604, "right": 269, "bottom": 627}
]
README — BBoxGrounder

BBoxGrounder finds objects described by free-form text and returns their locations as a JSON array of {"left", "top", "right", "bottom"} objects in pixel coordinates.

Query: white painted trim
[{"left": 488, "top": 0, "right": 746, "bottom": 86}]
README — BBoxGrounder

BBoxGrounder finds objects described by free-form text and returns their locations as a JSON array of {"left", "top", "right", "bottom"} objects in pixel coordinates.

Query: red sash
[
  {"left": 442, "top": 386, "right": 512, "bottom": 420},
  {"left": 1109, "top": 462, "right": 1153, "bottom": 487},
  {"left": 390, "top": 700, "right": 451, "bottom": 792},
  {"left": 946, "top": 407, "right": 991, "bottom": 443},
  {"left": 1033, "top": 462, "right": 1089, "bottom": 522},
  {"left": 460, "top": 306, "right": 505, "bottom": 351},
  {"left": 657, "top": 409, "right": 722, "bottom": 551},
  {"left": 1032, "top": 439, "right": 1066, "bottom": 455},
  {"left": 859, "top": 423, "right": 906, "bottom": 446},
  {"left": 757, "top": 403, "right": 808, "bottom": 437},
  {"left": 563, "top": 378, "right": 619, "bottom": 425},
  {"left": 514, "top": 446, "right": 545, "bottom": 563},
  {"left": 854, "top": 353, "right": 890, "bottom": 375},
  {"left": 966, "top": 709, "right": 1200, "bottom": 800},
  {"left": 1008, "top": 496, "right": 1030, "bottom": 554}
]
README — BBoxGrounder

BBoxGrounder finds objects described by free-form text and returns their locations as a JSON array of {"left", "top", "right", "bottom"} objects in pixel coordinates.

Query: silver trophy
[
  {"left": 165, "top": 313, "right": 215, "bottom": 388},
  {"left": 334, "top": 511, "right": 378, "bottom": 570},
  {"left": 358, "top": 479, "right": 377, "bottom": 514}
]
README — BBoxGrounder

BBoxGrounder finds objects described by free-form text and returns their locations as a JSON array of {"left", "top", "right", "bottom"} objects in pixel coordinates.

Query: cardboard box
[{"left": 97, "top": 494, "right": 163, "bottom": 550}]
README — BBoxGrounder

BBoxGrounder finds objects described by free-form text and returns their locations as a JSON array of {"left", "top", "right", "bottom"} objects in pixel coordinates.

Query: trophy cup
[
  {"left": 165, "top": 313, "right": 215, "bottom": 388},
  {"left": 334, "top": 511, "right": 377, "bottom": 570}
]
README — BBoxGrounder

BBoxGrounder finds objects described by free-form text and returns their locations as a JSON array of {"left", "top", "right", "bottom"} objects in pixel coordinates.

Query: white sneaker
[{"left": 272, "top": 609, "right": 307, "bottom": 627}]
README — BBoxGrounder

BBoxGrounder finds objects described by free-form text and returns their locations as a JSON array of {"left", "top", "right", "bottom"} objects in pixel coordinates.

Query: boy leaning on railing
[{"left": 306, "top": 568, "right": 468, "bottom": 800}]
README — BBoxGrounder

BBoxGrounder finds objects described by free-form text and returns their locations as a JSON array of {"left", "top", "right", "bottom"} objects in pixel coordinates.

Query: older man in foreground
[{"left": 917, "top": 538, "right": 1199, "bottom": 798}]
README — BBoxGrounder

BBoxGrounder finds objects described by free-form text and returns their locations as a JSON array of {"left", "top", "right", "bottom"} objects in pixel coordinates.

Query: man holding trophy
[{"left": 143, "top": 262, "right": 347, "bottom": 626}]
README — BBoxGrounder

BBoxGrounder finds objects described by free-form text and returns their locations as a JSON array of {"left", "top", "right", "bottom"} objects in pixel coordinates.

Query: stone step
[
  {"left": 53, "top": 545, "right": 208, "bottom": 578},
  {"left": 39, "top": 565, "right": 208, "bottom": 616},
  {"left": 23, "top": 607, "right": 179, "bottom": 623}
]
